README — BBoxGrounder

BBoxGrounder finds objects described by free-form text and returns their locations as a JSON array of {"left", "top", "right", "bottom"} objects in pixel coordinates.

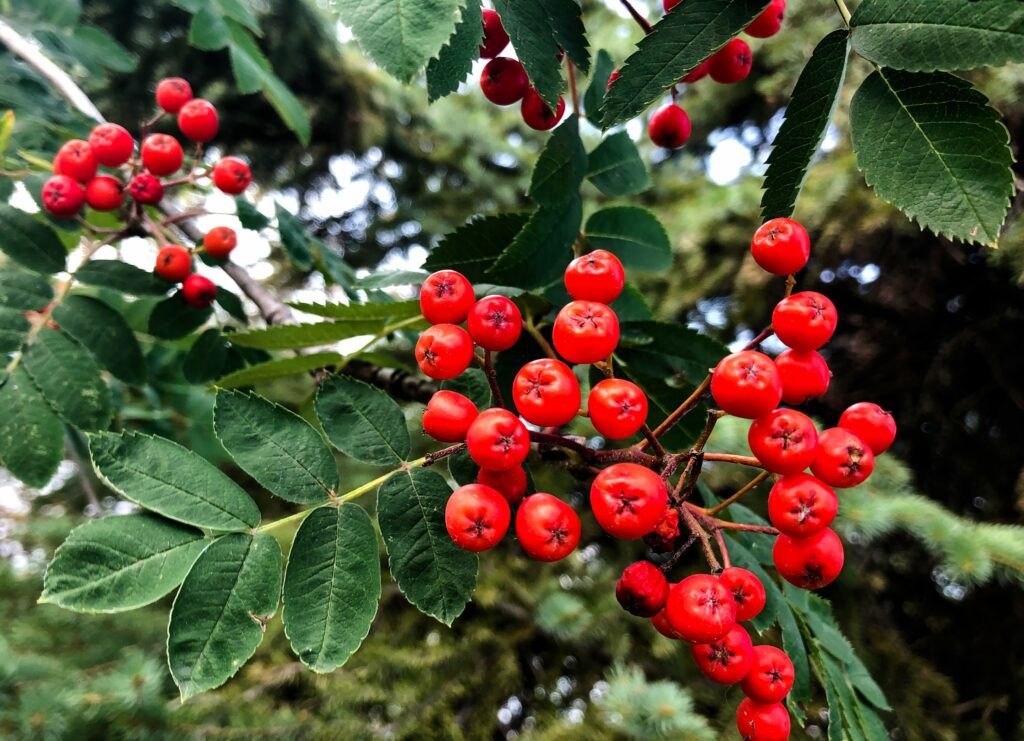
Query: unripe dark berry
[
  {"left": 747, "top": 408, "right": 818, "bottom": 475},
  {"left": 41, "top": 175, "right": 85, "bottom": 218},
  {"left": 155, "top": 245, "right": 192, "bottom": 282},
  {"left": 467, "top": 295, "right": 522, "bottom": 351},
  {"left": 420, "top": 270, "right": 475, "bottom": 325},
  {"left": 212, "top": 156, "right": 252, "bottom": 195},
  {"left": 564, "top": 249, "right": 624, "bottom": 304},
  {"left": 588, "top": 378, "right": 649, "bottom": 440},
  {"left": 127, "top": 173, "right": 164, "bottom": 205},
  {"left": 415, "top": 323, "right": 474, "bottom": 380},
  {"left": 445, "top": 483, "right": 510, "bottom": 552},
  {"left": 773, "top": 527, "right": 845, "bottom": 589},
  {"left": 643, "top": 507, "right": 680, "bottom": 553},
  {"left": 177, "top": 98, "right": 219, "bottom": 142},
  {"left": 615, "top": 561, "right": 669, "bottom": 617},
  {"left": 521, "top": 88, "right": 565, "bottom": 131},
  {"left": 736, "top": 698, "right": 791, "bottom": 741},
  {"left": 746, "top": 0, "right": 786, "bottom": 38},
  {"left": 751, "top": 217, "right": 810, "bottom": 275},
  {"left": 204, "top": 226, "right": 238, "bottom": 260},
  {"left": 590, "top": 462, "right": 668, "bottom": 539},
  {"left": 477, "top": 465, "right": 528, "bottom": 504},
  {"left": 181, "top": 273, "right": 217, "bottom": 308},
  {"left": 665, "top": 573, "right": 737, "bottom": 643},
  {"left": 767, "top": 473, "right": 838, "bottom": 537},
  {"left": 775, "top": 348, "right": 830, "bottom": 404},
  {"left": 552, "top": 300, "right": 619, "bottom": 365},
  {"left": 691, "top": 624, "right": 754, "bottom": 684},
  {"left": 711, "top": 350, "right": 782, "bottom": 419},
  {"left": 480, "top": 58, "right": 529, "bottom": 105},
  {"left": 772, "top": 291, "right": 837, "bottom": 351},
  {"left": 155, "top": 77, "right": 193, "bottom": 113},
  {"left": 838, "top": 402, "right": 896, "bottom": 455},
  {"left": 423, "top": 390, "right": 478, "bottom": 442},
  {"left": 515, "top": 492, "right": 580, "bottom": 561},
  {"left": 88, "top": 123, "right": 134, "bottom": 167},
  {"left": 719, "top": 566, "right": 767, "bottom": 622},
  {"left": 709, "top": 38, "right": 753, "bottom": 84},
  {"left": 648, "top": 104, "right": 691, "bottom": 148},
  {"left": 466, "top": 408, "right": 530, "bottom": 471},
  {"left": 811, "top": 427, "right": 874, "bottom": 488},
  {"left": 512, "top": 358, "right": 580, "bottom": 427},
  {"left": 479, "top": 9, "right": 510, "bottom": 58},
  {"left": 85, "top": 175, "right": 124, "bottom": 212},
  {"left": 53, "top": 139, "right": 97, "bottom": 182},
  {"left": 141, "top": 134, "right": 184, "bottom": 176}
]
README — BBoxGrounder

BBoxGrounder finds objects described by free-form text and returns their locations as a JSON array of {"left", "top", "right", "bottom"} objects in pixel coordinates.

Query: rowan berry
[
  {"left": 467, "top": 295, "right": 522, "bottom": 351},
  {"left": 415, "top": 324, "right": 474, "bottom": 380},
  {"left": 204, "top": 226, "right": 238, "bottom": 260},
  {"left": 423, "top": 389, "right": 479, "bottom": 442},
  {"left": 682, "top": 60, "right": 710, "bottom": 83},
  {"left": 87, "top": 123, "right": 134, "bottom": 167},
  {"left": 710, "top": 350, "right": 782, "bottom": 419},
  {"left": 420, "top": 270, "right": 475, "bottom": 325},
  {"left": 155, "top": 77, "right": 193, "bottom": 113},
  {"left": 521, "top": 88, "right": 565, "bottom": 131},
  {"left": 741, "top": 645, "right": 795, "bottom": 702},
  {"left": 719, "top": 567, "right": 766, "bottom": 622},
  {"left": 127, "top": 173, "right": 164, "bottom": 205},
  {"left": 84, "top": 175, "right": 124, "bottom": 212},
  {"left": 691, "top": 624, "right": 754, "bottom": 684},
  {"left": 811, "top": 427, "right": 874, "bottom": 488},
  {"left": 747, "top": 408, "right": 818, "bottom": 475},
  {"left": 155, "top": 245, "right": 192, "bottom": 282},
  {"left": 479, "top": 9, "right": 510, "bottom": 58},
  {"left": 588, "top": 378, "right": 649, "bottom": 440},
  {"left": 839, "top": 402, "right": 896, "bottom": 455},
  {"left": 515, "top": 493, "right": 580, "bottom": 561},
  {"left": 665, "top": 573, "right": 737, "bottom": 643},
  {"left": 564, "top": 249, "right": 625, "bottom": 304},
  {"left": 477, "top": 465, "right": 528, "bottom": 504},
  {"left": 709, "top": 38, "right": 753, "bottom": 84},
  {"left": 663, "top": 0, "right": 682, "bottom": 10},
  {"left": 466, "top": 408, "right": 530, "bottom": 471},
  {"left": 648, "top": 104, "right": 691, "bottom": 149},
  {"left": 746, "top": 0, "right": 786, "bottom": 38},
  {"left": 139, "top": 134, "right": 183, "bottom": 177},
  {"left": 767, "top": 473, "right": 838, "bottom": 538},
  {"left": 552, "top": 300, "right": 619, "bottom": 365},
  {"left": 751, "top": 217, "right": 810, "bottom": 275},
  {"left": 772, "top": 291, "right": 837, "bottom": 351},
  {"left": 773, "top": 527, "right": 844, "bottom": 589},
  {"left": 445, "top": 483, "right": 510, "bottom": 552},
  {"left": 736, "top": 698, "right": 791, "bottom": 741},
  {"left": 651, "top": 606, "right": 685, "bottom": 639},
  {"left": 775, "top": 348, "right": 830, "bottom": 404},
  {"left": 181, "top": 273, "right": 217, "bottom": 308},
  {"left": 480, "top": 58, "right": 529, "bottom": 105},
  {"left": 41, "top": 175, "right": 85, "bottom": 218},
  {"left": 53, "top": 140, "right": 97, "bottom": 182},
  {"left": 616, "top": 560, "right": 670, "bottom": 617},
  {"left": 590, "top": 462, "right": 668, "bottom": 539},
  {"left": 177, "top": 98, "right": 219, "bottom": 142},
  {"left": 606, "top": 68, "right": 621, "bottom": 91},
  {"left": 512, "top": 358, "right": 581, "bottom": 427},
  {"left": 212, "top": 156, "right": 252, "bottom": 195}
]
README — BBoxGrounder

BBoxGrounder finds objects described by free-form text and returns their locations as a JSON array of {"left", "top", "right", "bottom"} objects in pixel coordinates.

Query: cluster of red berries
[{"left": 477, "top": 10, "right": 567, "bottom": 131}]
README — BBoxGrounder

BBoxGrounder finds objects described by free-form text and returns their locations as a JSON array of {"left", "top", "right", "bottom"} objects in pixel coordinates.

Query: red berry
[
  {"left": 155, "top": 245, "right": 192, "bottom": 282},
  {"left": 212, "top": 156, "right": 252, "bottom": 195},
  {"left": 423, "top": 390, "right": 479, "bottom": 442},
  {"left": 751, "top": 218, "right": 810, "bottom": 275},
  {"left": 651, "top": 607, "right": 685, "bottom": 639},
  {"left": 681, "top": 59, "right": 710, "bottom": 83},
  {"left": 711, "top": 351, "right": 782, "bottom": 419},
  {"left": 775, "top": 348, "right": 830, "bottom": 405},
  {"left": 839, "top": 402, "right": 897, "bottom": 455},
  {"left": 709, "top": 38, "right": 753, "bottom": 84},
  {"left": 564, "top": 249, "right": 625, "bottom": 304},
  {"left": 773, "top": 527, "right": 844, "bottom": 589},
  {"left": 204, "top": 226, "right": 238, "bottom": 260},
  {"left": 736, "top": 698, "right": 791, "bottom": 741},
  {"left": 772, "top": 291, "right": 837, "bottom": 351},
  {"left": 420, "top": 270, "right": 475, "bottom": 325},
  {"left": 719, "top": 567, "right": 766, "bottom": 622},
  {"left": 643, "top": 507, "right": 680, "bottom": 553},
  {"left": 84, "top": 175, "right": 124, "bottom": 212},
  {"left": 515, "top": 493, "right": 580, "bottom": 561},
  {"left": 746, "top": 0, "right": 786, "bottom": 38},
  {"left": 590, "top": 462, "right": 668, "bottom": 539},
  {"left": 177, "top": 98, "right": 219, "bottom": 142},
  {"left": 466, "top": 408, "right": 530, "bottom": 471},
  {"left": 663, "top": 0, "right": 682, "bottom": 10},
  {"left": 588, "top": 378, "right": 648, "bottom": 440},
  {"left": 445, "top": 483, "right": 510, "bottom": 552},
  {"left": 181, "top": 273, "right": 217, "bottom": 308},
  {"left": 648, "top": 104, "right": 691, "bottom": 149},
  {"left": 552, "top": 300, "right": 619, "bottom": 365},
  {"left": 140, "top": 134, "right": 184, "bottom": 176},
  {"left": 521, "top": 88, "right": 566, "bottom": 131},
  {"left": 467, "top": 295, "right": 522, "bottom": 351},
  {"left": 87, "top": 123, "right": 134, "bottom": 167},
  {"left": 155, "top": 77, "right": 193, "bottom": 113},
  {"left": 480, "top": 57, "right": 529, "bottom": 105},
  {"left": 616, "top": 561, "right": 669, "bottom": 617},
  {"left": 41, "top": 175, "right": 85, "bottom": 218},
  {"left": 606, "top": 68, "right": 621, "bottom": 91},
  {"left": 479, "top": 9, "right": 510, "bottom": 58},
  {"left": 127, "top": 173, "right": 164, "bottom": 205},
  {"left": 665, "top": 573, "right": 737, "bottom": 643},
  {"left": 811, "top": 427, "right": 874, "bottom": 488},
  {"left": 477, "top": 465, "right": 528, "bottom": 504},
  {"left": 512, "top": 358, "right": 580, "bottom": 427},
  {"left": 747, "top": 408, "right": 818, "bottom": 475},
  {"left": 53, "top": 140, "right": 97, "bottom": 182},
  {"left": 691, "top": 624, "right": 754, "bottom": 684},
  {"left": 767, "top": 473, "right": 838, "bottom": 538},
  {"left": 742, "top": 645, "right": 795, "bottom": 702},
  {"left": 415, "top": 324, "right": 474, "bottom": 380}
]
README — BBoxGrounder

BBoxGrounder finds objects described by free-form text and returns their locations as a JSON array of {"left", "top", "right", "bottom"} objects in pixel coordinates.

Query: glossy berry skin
[
  {"left": 736, "top": 699, "right": 791, "bottom": 741},
  {"left": 811, "top": 427, "right": 875, "bottom": 488},
  {"left": 515, "top": 493, "right": 580, "bottom": 561},
  {"left": 588, "top": 378, "right": 648, "bottom": 440},
  {"left": 423, "top": 390, "right": 478, "bottom": 442},
  {"left": 773, "top": 527, "right": 845, "bottom": 590},
  {"left": 691, "top": 624, "right": 754, "bottom": 685},
  {"left": 775, "top": 349, "right": 830, "bottom": 405},
  {"left": 177, "top": 98, "right": 219, "bottom": 142},
  {"left": 212, "top": 156, "right": 252, "bottom": 195},
  {"left": 648, "top": 104, "right": 691, "bottom": 148},
  {"left": 127, "top": 173, "right": 164, "bottom": 205},
  {"left": 477, "top": 465, "right": 528, "bottom": 504},
  {"left": 552, "top": 301, "right": 620, "bottom": 365},
  {"left": 467, "top": 295, "right": 522, "bottom": 351},
  {"left": 767, "top": 473, "right": 838, "bottom": 538},
  {"left": 466, "top": 408, "right": 530, "bottom": 471},
  {"left": 479, "top": 9, "right": 510, "bottom": 58},
  {"left": 88, "top": 123, "right": 134, "bottom": 167},
  {"left": 53, "top": 140, "right": 97, "bottom": 182},
  {"left": 564, "top": 249, "right": 625, "bottom": 304},
  {"left": 155, "top": 245, "right": 192, "bottom": 282},
  {"left": 445, "top": 484, "right": 510, "bottom": 552},
  {"left": 521, "top": 88, "right": 566, "bottom": 131},
  {"left": 181, "top": 273, "right": 217, "bottom": 308},
  {"left": 839, "top": 402, "right": 897, "bottom": 455},
  {"left": 644, "top": 507, "right": 680, "bottom": 553},
  {"left": 719, "top": 567, "right": 767, "bottom": 622},
  {"left": 415, "top": 324, "right": 474, "bottom": 380},
  {"left": 420, "top": 270, "right": 475, "bottom": 325},
  {"left": 84, "top": 175, "right": 124, "bottom": 212},
  {"left": 746, "top": 0, "right": 786, "bottom": 38},
  {"left": 590, "top": 463, "right": 668, "bottom": 539},
  {"left": 682, "top": 60, "right": 710, "bottom": 83},
  {"left": 711, "top": 351, "right": 782, "bottom": 419},
  {"left": 155, "top": 77, "right": 193, "bottom": 113},
  {"left": 751, "top": 218, "right": 810, "bottom": 275},
  {"left": 665, "top": 573, "right": 737, "bottom": 643},
  {"left": 651, "top": 607, "right": 685, "bottom": 639},
  {"left": 480, "top": 58, "right": 529, "bottom": 105},
  {"left": 772, "top": 291, "right": 837, "bottom": 351},
  {"left": 742, "top": 645, "right": 795, "bottom": 702},
  {"left": 204, "top": 226, "right": 238, "bottom": 260},
  {"left": 41, "top": 175, "right": 85, "bottom": 218},
  {"left": 140, "top": 134, "right": 184, "bottom": 176},
  {"left": 616, "top": 561, "right": 669, "bottom": 617},
  {"left": 709, "top": 38, "right": 753, "bottom": 84},
  {"left": 513, "top": 358, "right": 580, "bottom": 427},
  {"left": 747, "top": 408, "right": 818, "bottom": 475}
]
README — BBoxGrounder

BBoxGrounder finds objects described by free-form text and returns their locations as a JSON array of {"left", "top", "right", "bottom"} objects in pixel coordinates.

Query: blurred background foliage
[{"left": 1, "top": 0, "right": 1023, "bottom": 738}]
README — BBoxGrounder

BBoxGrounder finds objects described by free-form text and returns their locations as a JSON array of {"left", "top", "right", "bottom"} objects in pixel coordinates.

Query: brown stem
[
  {"left": 618, "top": 0, "right": 654, "bottom": 33},
  {"left": 706, "top": 470, "right": 771, "bottom": 515},
  {"left": 424, "top": 442, "right": 466, "bottom": 465},
  {"left": 680, "top": 502, "right": 720, "bottom": 572},
  {"left": 483, "top": 350, "right": 506, "bottom": 408},
  {"left": 640, "top": 423, "right": 667, "bottom": 457},
  {"left": 714, "top": 528, "right": 732, "bottom": 569},
  {"left": 703, "top": 453, "right": 763, "bottom": 468},
  {"left": 525, "top": 320, "right": 557, "bottom": 360},
  {"left": 641, "top": 376, "right": 711, "bottom": 449},
  {"left": 707, "top": 519, "right": 778, "bottom": 534},
  {"left": 785, "top": 274, "right": 796, "bottom": 297},
  {"left": 567, "top": 58, "right": 580, "bottom": 114},
  {"left": 529, "top": 431, "right": 594, "bottom": 460}
]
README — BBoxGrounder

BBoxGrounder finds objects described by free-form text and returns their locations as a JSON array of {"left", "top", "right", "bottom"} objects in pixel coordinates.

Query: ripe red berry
[
  {"left": 41, "top": 175, "right": 85, "bottom": 218},
  {"left": 751, "top": 218, "right": 810, "bottom": 275},
  {"left": 691, "top": 624, "right": 754, "bottom": 684},
  {"left": 811, "top": 427, "right": 874, "bottom": 488},
  {"left": 772, "top": 291, "right": 837, "bottom": 351},
  {"left": 736, "top": 698, "right": 791, "bottom": 741},
  {"left": 651, "top": 606, "right": 685, "bottom": 639},
  {"left": 521, "top": 88, "right": 566, "bottom": 131},
  {"left": 212, "top": 156, "right": 252, "bottom": 195},
  {"left": 665, "top": 573, "right": 737, "bottom": 643},
  {"left": 88, "top": 123, "right": 134, "bottom": 167},
  {"left": 590, "top": 462, "right": 668, "bottom": 539},
  {"left": 747, "top": 408, "right": 818, "bottom": 475},
  {"left": 477, "top": 465, "right": 528, "bottom": 504},
  {"left": 423, "top": 390, "right": 479, "bottom": 442},
  {"left": 445, "top": 483, "right": 510, "bottom": 552},
  {"left": 480, "top": 57, "right": 529, "bottom": 105},
  {"left": 84, "top": 175, "right": 124, "bottom": 212},
  {"left": 746, "top": 0, "right": 786, "bottom": 38},
  {"left": 767, "top": 473, "right": 838, "bottom": 538},
  {"left": 773, "top": 527, "right": 845, "bottom": 589},
  {"left": 415, "top": 324, "right": 474, "bottom": 380},
  {"left": 515, "top": 493, "right": 580, "bottom": 561},
  {"left": 719, "top": 567, "right": 767, "bottom": 622},
  {"left": 420, "top": 270, "right": 475, "bottom": 325},
  {"left": 839, "top": 402, "right": 897, "bottom": 455},
  {"left": 552, "top": 300, "right": 619, "bottom": 365},
  {"left": 466, "top": 408, "right": 530, "bottom": 471},
  {"left": 177, "top": 98, "right": 219, "bottom": 142},
  {"left": 741, "top": 645, "right": 795, "bottom": 702},
  {"left": 616, "top": 561, "right": 670, "bottom": 617},
  {"left": 204, "top": 226, "right": 238, "bottom": 260},
  {"left": 681, "top": 59, "right": 710, "bottom": 83},
  {"left": 479, "top": 9, "right": 510, "bottom": 58},
  {"left": 140, "top": 134, "right": 184, "bottom": 176},
  {"left": 155, "top": 245, "right": 192, "bottom": 282},
  {"left": 127, "top": 173, "right": 164, "bottom": 205},
  {"left": 155, "top": 77, "right": 193, "bottom": 113},
  {"left": 709, "top": 38, "right": 753, "bottom": 84},
  {"left": 467, "top": 295, "right": 522, "bottom": 351},
  {"left": 663, "top": 0, "right": 682, "bottom": 10},
  {"left": 181, "top": 273, "right": 217, "bottom": 308},
  {"left": 775, "top": 348, "right": 830, "bottom": 404},
  {"left": 648, "top": 104, "right": 692, "bottom": 148},
  {"left": 564, "top": 249, "right": 625, "bottom": 304},
  {"left": 643, "top": 507, "right": 680, "bottom": 553},
  {"left": 711, "top": 351, "right": 782, "bottom": 419},
  {"left": 512, "top": 358, "right": 580, "bottom": 427},
  {"left": 53, "top": 140, "right": 97, "bottom": 182},
  {"left": 588, "top": 378, "right": 649, "bottom": 440},
  {"left": 606, "top": 68, "right": 621, "bottom": 91}
]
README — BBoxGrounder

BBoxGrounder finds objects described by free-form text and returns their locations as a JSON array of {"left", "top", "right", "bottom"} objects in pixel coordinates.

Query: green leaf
[
  {"left": 218, "top": 0, "right": 262, "bottom": 34},
  {"left": 427, "top": 0, "right": 484, "bottom": 102},
  {"left": 529, "top": 114, "right": 587, "bottom": 206},
  {"left": 315, "top": 374, "right": 411, "bottom": 466},
  {"left": 850, "top": 0, "right": 1024, "bottom": 72},
  {"left": 282, "top": 504, "right": 381, "bottom": 672},
  {"left": 236, "top": 197, "right": 270, "bottom": 230},
  {"left": 377, "top": 468, "right": 478, "bottom": 625},
  {"left": 289, "top": 299, "right": 421, "bottom": 321},
  {"left": 70, "top": 26, "right": 137, "bottom": 73},
  {"left": 214, "top": 389, "right": 338, "bottom": 504},
  {"left": 584, "top": 206, "right": 671, "bottom": 271},
  {"left": 583, "top": 49, "right": 615, "bottom": 126},
  {"left": 611, "top": 284, "right": 655, "bottom": 322},
  {"left": 487, "top": 197, "right": 582, "bottom": 290},
  {"left": 73, "top": 260, "right": 170, "bottom": 296},
  {"left": 228, "top": 320, "right": 386, "bottom": 350},
  {"left": 0, "top": 367, "right": 63, "bottom": 488},
  {"left": 275, "top": 203, "right": 314, "bottom": 270},
  {"left": 88, "top": 431, "right": 262, "bottom": 531},
  {"left": 355, "top": 270, "right": 429, "bottom": 289},
  {"left": 168, "top": 533, "right": 282, "bottom": 700},
  {"left": 188, "top": 3, "right": 231, "bottom": 50},
  {"left": 183, "top": 329, "right": 229, "bottom": 384},
  {"left": 148, "top": 294, "right": 212, "bottom": 339},
  {"left": 216, "top": 287, "right": 247, "bottom": 323},
  {"left": 447, "top": 449, "right": 478, "bottom": 486},
  {"left": 214, "top": 352, "right": 344, "bottom": 388},
  {"left": 260, "top": 68, "right": 313, "bottom": 147},
  {"left": 0, "top": 308, "right": 29, "bottom": 353},
  {"left": 492, "top": 0, "right": 565, "bottom": 110},
  {"left": 422, "top": 213, "right": 530, "bottom": 283},
  {"left": 600, "top": 0, "right": 769, "bottom": 128},
  {"left": 617, "top": 320, "right": 727, "bottom": 381},
  {"left": 850, "top": 68, "right": 1013, "bottom": 246},
  {"left": 440, "top": 367, "right": 492, "bottom": 409},
  {"left": 40, "top": 514, "right": 208, "bottom": 612},
  {"left": 52, "top": 295, "right": 145, "bottom": 385},
  {"left": 0, "top": 204, "right": 67, "bottom": 274},
  {"left": 23, "top": 327, "right": 112, "bottom": 430},
  {"left": 546, "top": 0, "right": 590, "bottom": 73},
  {"left": 586, "top": 132, "right": 650, "bottom": 197},
  {"left": 0, "top": 269, "right": 52, "bottom": 311},
  {"left": 761, "top": 30, "right": 849, "bottom": 220}
]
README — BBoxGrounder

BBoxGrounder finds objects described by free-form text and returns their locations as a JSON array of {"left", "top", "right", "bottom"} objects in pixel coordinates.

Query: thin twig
[
  {"left": 680, "top": 502, "right": 720, "bottom": 572},
  {"left": 524, "top": 320, "right": 557, "bottom": 360},
  {"left": 703, "top": 453, "right": 763, "bottom": 468},
  {"left": 567, "top": 58, "right": 580, "bottom": 114},
  {"left": 706, "top": 470, "right": 771, "bottom": 515},
  {"left": 714, "top": 528, "right": 732, "bottom": 569},
  {"left": 424, "top": 442, "right": 466, "bottom": 465},
  {"left": 483, "top": 350, "right": 506, "bottom": 408},
  {"left": 618, "top": 0, "right": 653, "bottom": 33}
]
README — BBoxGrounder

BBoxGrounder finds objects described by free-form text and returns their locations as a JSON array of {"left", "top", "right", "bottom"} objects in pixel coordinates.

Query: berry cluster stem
[
  {"left": 706, "top": 470, "right": 772, "bottom": 515},
  {"left": 618, "top": 0, "right": 653, "bottom": 34}
]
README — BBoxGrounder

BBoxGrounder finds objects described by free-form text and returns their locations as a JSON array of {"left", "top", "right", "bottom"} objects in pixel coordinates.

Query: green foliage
[
  {"left": 586, "top": 131, "right": 651, "bottom": 197},
  {"left": 0, "top": 268, "right": 53, "bottom": 310},
  {"left": 426, "top": 0, "right": 483, "bottom": 102},
  {"left": 212, "top": 351, "right": 346, "bottom": 388},
  {"left": 597, "top": 665, "right": 715, "bottom": 740},
  {"left": 23, "top": 327, "right": 113, "bottom": 430},
  {"left": 274, "top": 202, "right": 315, "bottom": 269},
  {"left": 528, "top": 115, "right": 588, "bottom": 206},
  {"left": 584, "top": 206, "right": 671, "bottom": 271},
  {"left": 147, "top": 295, "right": 212, "bottom": 339},
  {"left": 488, "top": 196, "right": 582, "bottom": 289},
  {"left": 583, "top": 48, "right": 615, "bottom": 126},
  {"left": 491, "top": 0, "right": 566, "bottom": 111},
  {"left": 440, "top": 367, "right": 492, "bottom": 409},
  {"left": 288, "top": 298, "right": 420, "bottom": 320},
  {"left": 0, "top": 366, "right": 63, "bottom": 487},
  {"left": 52, "top": 295, "right": 145, "bottom": 385},
  {"left": 72, "top": 260, "right": 170, "bottom": 296},
  {"left": 228, "top": 319, "right": 386, "bottom": 349},
  {"left": 0, "top": 204, "right": 66, "bottom": 274},
  {"left": 422, "top": 213, "right": 530, "bottom": 282},
  {"left": 315, "top": 374, "right": 411, "bottom": 466},
  {"left": 182, "top": 328, "right": 229, "bottom": 383}
]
